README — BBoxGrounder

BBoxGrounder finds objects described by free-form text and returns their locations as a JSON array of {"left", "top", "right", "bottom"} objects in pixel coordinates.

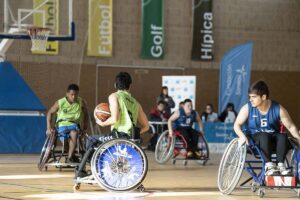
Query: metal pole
[
  {"left": 4, "top": 0, "right": 8, "bottom": 33},
  {"left": 96, "top": 64, "right": 185, "bottom": 71},
  {"left": 69, "top": 0, "right": 73, "bottom": 35}
]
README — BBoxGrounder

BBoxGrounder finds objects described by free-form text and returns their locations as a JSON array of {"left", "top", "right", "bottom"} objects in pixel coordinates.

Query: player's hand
[
  {"left": 238, "top": 136, "right": 249, "bottom": 147},
  {"left": 168, "top": 130, "right": 173, "bottom": 138},
  {"left": 46, "top": 128, "right": 53, "bottom": 136},
  {"left": 95, "top": 118, "right": 105, "bottom": 127}
]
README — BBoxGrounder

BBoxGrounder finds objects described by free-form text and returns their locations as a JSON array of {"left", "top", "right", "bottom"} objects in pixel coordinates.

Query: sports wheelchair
[
  {"left": 73, "top": 132, "right": 148, "bottom": 192},
  {"left": 38, "top": 129, "right": 86, "bottom": 171},
  {"left": 217, "top": 137, "right": 300, "bottom": 198},
  {"left": 155, "top": 129, "right": 209, "bottom": 166}
]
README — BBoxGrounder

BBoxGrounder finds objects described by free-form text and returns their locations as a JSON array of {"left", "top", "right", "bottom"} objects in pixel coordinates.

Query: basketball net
[{"left": 27, "top": 27, "right": 50, "bottom": 52}]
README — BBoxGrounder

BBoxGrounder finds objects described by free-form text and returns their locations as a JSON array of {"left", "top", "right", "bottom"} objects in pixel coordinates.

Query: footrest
[{"left": 265, "top": 176, "right": 296, "bottom": 187}]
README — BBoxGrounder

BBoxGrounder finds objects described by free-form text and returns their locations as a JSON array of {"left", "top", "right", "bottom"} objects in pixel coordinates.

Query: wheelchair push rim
[
  {"left": 155, "top": 130, "right": 175, "bottom": 164},
  {"left": 91, "top": 138, "right": 148, "bottom": 192},
  {"left": 217, "top": 138, "right": 246, "bottom": 195},
  {"left": 38, "top": 132, "right": 56, "bottom": 171},
  {"left": 196, "top": 134, "right": 210, "bottom": 165}
]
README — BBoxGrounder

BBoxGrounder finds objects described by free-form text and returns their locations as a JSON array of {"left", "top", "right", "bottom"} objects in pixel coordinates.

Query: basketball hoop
[{"left": 27, "top": 27, "right": 50, "bottom": 52}]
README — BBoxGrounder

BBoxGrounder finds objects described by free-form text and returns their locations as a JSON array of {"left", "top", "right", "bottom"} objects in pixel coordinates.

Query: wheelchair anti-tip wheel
[
  {"left": 217, "top": 138, "right": 246, "bottom": 195},
  {"left": 155, "top": 130, "right": 175, "bottom": 164},
  {"left": 38, "top": 132, "right": 56, "bottom": 171},
  {"left": 91, "top": 138, "right": 148, "bottom": 192}
]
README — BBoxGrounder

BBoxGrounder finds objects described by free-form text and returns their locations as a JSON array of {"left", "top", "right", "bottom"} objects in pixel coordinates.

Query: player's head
[
  {"left": 157, "top": 100, "right": 165, "bottom": 111},
  {"left": 161, "top": 86, "right": 169, "bottom": 96},
  {"left": 226, "top": 103, "right": 235, "bottom": 111},
  {"left": 66, "top": 84, "right": 79, "bottom": 103},
  {"left": 248, "top": 80, "right": 269, "bottom": 107},
  {"left": 183, "top": 98, "right": 193, "bottom": 113},
  {"left": 115, "top": 72, "right": 132, "bottom": 90}
]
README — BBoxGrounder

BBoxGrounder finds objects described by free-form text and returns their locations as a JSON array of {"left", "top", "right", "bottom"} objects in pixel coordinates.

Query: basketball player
[
  {"left": 46, "top": 84, "right": 89, "bottom": 163},
  {"left": 234, "top": 80, "right": 300, "bottom": 176},
  {"left": 75, "top": 72, "right": 149, "bottom": 178},
  {"left": 168, "top": 98, "right": 204, "bottom": 158},
  {"left": 95, "top": 72, "right": 149, "bottom": 135}
]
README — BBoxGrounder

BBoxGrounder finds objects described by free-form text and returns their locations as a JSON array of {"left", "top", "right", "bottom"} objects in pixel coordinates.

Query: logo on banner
[
  {"left": 201, "top": 12, "right": 213, "bottom": 60},
  {"left": 150, "top": 24, "right": 163, "bottom": 58}
]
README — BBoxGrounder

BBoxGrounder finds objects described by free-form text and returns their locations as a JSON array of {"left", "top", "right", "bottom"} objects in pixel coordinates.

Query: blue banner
[
  {"left": 218, "top": 42, "right": 253, "bottom": 113},
  {"left": 0, "top": 116, "right": 46, "bottom": 153}
]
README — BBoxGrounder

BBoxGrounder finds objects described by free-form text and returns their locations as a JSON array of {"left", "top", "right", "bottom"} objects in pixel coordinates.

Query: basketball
[{"left": 94, "top": 103, "right": 111, "bottom": 122}]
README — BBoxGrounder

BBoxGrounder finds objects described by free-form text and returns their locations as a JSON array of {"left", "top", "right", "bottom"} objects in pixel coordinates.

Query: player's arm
[
  {"left": 280, "top": 105, "right": 300, "bottom": 144},
  {"left": 46, "top": 101, "right": 59, "bottom": 135},
  {"left": 137, "top": 105, "right": 149, "bottom": 134},
  {"left": 233, "top": 104, "right": 249, "bottom": 145},
  {"left": 167, "top": 110, "right": 180, "bottom": 137},
  {"left": 195, "top": 112, "right": 204, "bottom": 134},
  {"left": 95, "top": 93, "right": 119, "bottom": 127},
  {"left": 81, "top": 99, "right": 89, "bottom": 131}
]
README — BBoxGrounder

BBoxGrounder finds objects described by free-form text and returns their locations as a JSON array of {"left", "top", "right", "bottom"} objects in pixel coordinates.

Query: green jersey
[
  {"left": 112, "top": 90, "right": 139, "bottom": 135},
  {"left": 56, "top": 97, "right": 82, "bottom": 127}
]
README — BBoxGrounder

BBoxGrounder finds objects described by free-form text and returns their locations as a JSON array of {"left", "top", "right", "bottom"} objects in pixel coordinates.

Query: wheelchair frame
[
  {"left": 73, "top": 136, "right": 148, "bottom": 192},
  {"left": 218, "top": 137, "right": 300, "bottom": 198},
  {"left": 155, "top": 129, "right": 209, "bottom": 166},
  {"left": 38, "top": 130, "right": 86, "bottom": 171}
]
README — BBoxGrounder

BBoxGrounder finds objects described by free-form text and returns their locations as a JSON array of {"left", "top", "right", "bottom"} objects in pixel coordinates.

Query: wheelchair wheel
[
  {"left": 155, "top": 130, "right": 175, "bottom": 164},
  {"left": 91, "top": 138, "right": 148, "bottom": 192},
  {"left": 196, "top": 134, "right": 209, "bottom": 165},
  {"left": 217, "top": 138, "right": 246, "bottom": 195},
  {"left": 37, "top": 132, "right": 56, "bottom": 171}
]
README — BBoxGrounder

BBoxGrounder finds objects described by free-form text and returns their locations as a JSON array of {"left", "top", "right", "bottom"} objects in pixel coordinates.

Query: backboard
[{"left": 0, "top": 0, "right": 74, "bottom": 41}]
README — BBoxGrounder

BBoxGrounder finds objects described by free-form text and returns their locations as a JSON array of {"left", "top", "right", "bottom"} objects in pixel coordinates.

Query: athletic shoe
[
  {"left": 278, "top": 162, "right": 292, "bottom": 176},
  {"left": 194, "top": 151, "right": 202, "bottom": 159},
  {"left": 187, "top": 151, "right": 194, "bottom": 158},
  {"left": 265, "top": 162, "right": 280, "bottom": 176}
]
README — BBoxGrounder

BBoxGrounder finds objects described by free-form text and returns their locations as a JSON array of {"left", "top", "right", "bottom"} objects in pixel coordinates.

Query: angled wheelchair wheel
[
  {"left": 155, "top": 130, "right": 175, "bottom": 164},
  {"left": 217, "top": 138, "right": 246, "bottom": 195},
  {"left": 196, "top": 134, "right": 210, "bottom": 165},
  {"left": 91, "top": 138, "right": 148, "bottom": 192},
  {"left": 38, "top": 132, "right": 56, "bottom": 171}
]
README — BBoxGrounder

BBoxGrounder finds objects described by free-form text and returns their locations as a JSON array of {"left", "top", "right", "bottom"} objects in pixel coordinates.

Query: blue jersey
[
  {"left": 245, "top": 101, "right": 281, "bottom": 135},
  {"left": 173, "top": 108, "right": 197, "bottom": 129}
]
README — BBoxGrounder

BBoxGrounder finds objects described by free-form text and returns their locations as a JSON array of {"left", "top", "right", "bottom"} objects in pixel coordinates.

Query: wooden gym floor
[{"left": 0, "top": 152, "right": 299, "bottom": 200}]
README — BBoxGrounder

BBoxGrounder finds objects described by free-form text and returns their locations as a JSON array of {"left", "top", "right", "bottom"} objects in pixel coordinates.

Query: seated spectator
[
  {"left": 219, "top": 102, "right": 237, "bottom": 123},
  {"left": 148, "top": 101, "right": 168, "bottom": 151},
  {"left": 149, "top": 101, "right": 169, "bottom": 122},
  {"left": 200, "top": 104, "right": 218, "bottom": 122},
  {"left": 179, "top": 101, "right": 184, "bottom": 108}
]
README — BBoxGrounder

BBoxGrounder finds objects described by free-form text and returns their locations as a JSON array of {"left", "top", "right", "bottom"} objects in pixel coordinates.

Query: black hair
[
  {"left": 183, "top": 98, "right": 192, "bottom": 104},
  {"left": 67, "top": 84, "right": 79, "bottom": 92},
  {"left": 160, "top": 86, "right": 169, "bottom": 96},
  {"left": 226, "top": 102, "right": 235, "bottom": 109},
  {"left": 115, "top": 72, "right": 132, "bottom": 90},
  {"left": 249, "top": 80, "right": 269, "bottom": 99}
]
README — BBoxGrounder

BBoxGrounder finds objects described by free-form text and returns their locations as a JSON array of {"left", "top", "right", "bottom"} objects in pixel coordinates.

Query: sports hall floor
[{"left": 0, "top": 152, "right": 299, "bottom": 200}]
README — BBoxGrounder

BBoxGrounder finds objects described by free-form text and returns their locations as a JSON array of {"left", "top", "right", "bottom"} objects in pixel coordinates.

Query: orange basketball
[{"left": 94, "top": 103, "right": 111, "bottom": 122}]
